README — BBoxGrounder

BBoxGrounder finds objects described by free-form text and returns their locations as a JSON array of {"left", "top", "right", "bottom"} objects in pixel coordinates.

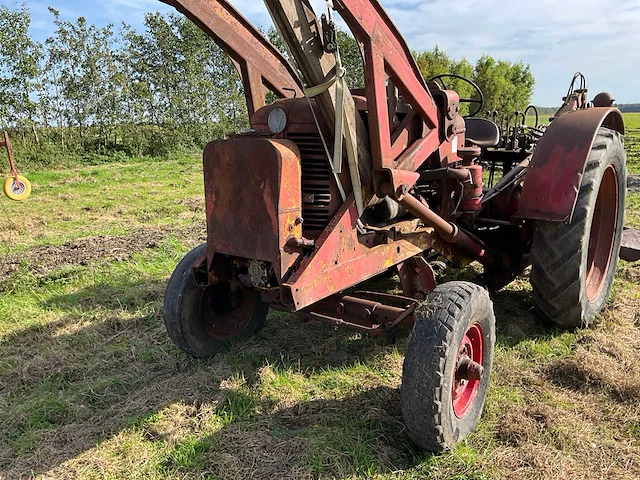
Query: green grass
[
  {"left": 624, "top": 112, "right": 640, "bottom": 174},
  {"left": 0, "top": 155, "right": 205, "bottom": 253},
  {"left": 627, "top": 192, "right": 640, "bottom": 228},
  {"left": 0, "top": 147, "right": 639, "bottom": 479}
]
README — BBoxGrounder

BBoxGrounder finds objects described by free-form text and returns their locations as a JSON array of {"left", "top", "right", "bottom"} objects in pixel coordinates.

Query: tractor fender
[{"left": 517, "top": 107, "right": 624, "bottom": 223}]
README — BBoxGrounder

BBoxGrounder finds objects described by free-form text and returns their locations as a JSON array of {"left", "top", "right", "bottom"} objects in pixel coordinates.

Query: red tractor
[{"left": 160, "top": 0, "right": 637, "bottom": 451}]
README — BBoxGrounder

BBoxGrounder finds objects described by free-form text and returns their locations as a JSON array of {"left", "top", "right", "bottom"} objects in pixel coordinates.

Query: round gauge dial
[{"left": 267, "top": 107, "right": 287, "bottom": 134}]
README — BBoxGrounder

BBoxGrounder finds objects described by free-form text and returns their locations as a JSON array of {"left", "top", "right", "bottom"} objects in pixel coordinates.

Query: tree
[
  {"left": 45, "top": 8, "right": 123, "bottom": 146},
  {"left": 336, "top": 31, "right": 364, "bottom": 89},
  {"left": 0, "top": 3, "right": 42, "bottom": 130},
  {"left": 473, "top": 55, "right": 534, "bottom": 114},
  {"left": 126, "top": 12, "right": 246, "bottom": 151}
]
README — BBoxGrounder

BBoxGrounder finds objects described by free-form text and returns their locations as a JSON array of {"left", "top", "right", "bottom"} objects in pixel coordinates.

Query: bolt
[
  {"left": 361, "top": 308, "right": 372, "bottom": 321},
  {"left": 396, "top": 184, "right": 408, "bottom": 197},
  {"left": 336, "top": 302, "right": 345, "bottom": 314}
]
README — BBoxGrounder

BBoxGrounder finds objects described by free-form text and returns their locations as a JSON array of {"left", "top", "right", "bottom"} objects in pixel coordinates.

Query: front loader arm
[
  {"left": 264, "top": 0, "right": 374, "bottom": 206},
  {"left": 160, "top": 0, "right": 303, "bottom": 117},
  {"left": 334, "top": 0, "right": 442, "bottom": 176},
  {"left": 162, "top": 0, "right": 500, "bottom": 309},
  {"left": 264, "top": 0, "right": 458, "bottom": 198}
]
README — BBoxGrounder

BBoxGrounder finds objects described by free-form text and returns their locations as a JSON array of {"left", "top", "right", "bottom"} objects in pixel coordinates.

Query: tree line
[
  {"left": 618, "top": 104, "right": 640, "bottom": 113},
  {"left": 0, "top": 3, "right": 534, "bottom": 168}
]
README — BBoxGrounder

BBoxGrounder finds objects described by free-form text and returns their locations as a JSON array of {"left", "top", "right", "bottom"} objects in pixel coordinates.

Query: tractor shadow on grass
[
  {"left": 544, "top": 358, "right": 640, "bottom": 404},
  {"left": 1, "top": 275, "right": 569, "bottom": 478},
  {"left": 147, "top": 385, "right": 432, "bottom": 479},
  {"left": 1, "top": 279, "right": 427, "bottom": 478},
  {"left": 490, "top": 287, "right": 560, "bottom": 347}
]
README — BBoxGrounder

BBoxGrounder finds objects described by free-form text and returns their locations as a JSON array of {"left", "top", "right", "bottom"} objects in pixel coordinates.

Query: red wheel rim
[
  {"left": 586, "top": 165, "right": 619, "bottom": 302},
  {"left": 452, "top": 323, "right": 484, "bottom": 418}
]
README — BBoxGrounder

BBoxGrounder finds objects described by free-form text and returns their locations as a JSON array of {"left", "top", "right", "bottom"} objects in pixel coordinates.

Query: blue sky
[{"left": 11, "top": 0, "right": 640, "bottom": 106}]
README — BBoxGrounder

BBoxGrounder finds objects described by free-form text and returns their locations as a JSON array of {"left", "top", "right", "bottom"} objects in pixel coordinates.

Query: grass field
[{"left": 0, "top": 114, "right": 639, "bottom": 479}]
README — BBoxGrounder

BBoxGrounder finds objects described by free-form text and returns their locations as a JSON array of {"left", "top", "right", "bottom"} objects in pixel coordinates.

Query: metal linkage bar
[{"left": 300, "top": 293, "right": 417, "bottom": 336}]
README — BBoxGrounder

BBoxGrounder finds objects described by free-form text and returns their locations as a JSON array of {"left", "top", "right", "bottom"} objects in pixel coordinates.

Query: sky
[{"left": 10, "top": 0, "right": 640, "bottom": 106}]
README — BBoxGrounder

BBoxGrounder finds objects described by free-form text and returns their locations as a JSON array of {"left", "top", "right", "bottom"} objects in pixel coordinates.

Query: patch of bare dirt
[
  {"left": 0, "top": 225, "right": 206, "bottom": 285},
  {"left": 180, "top": 195, "right": 205, "bottom": 212},
  {"left": 629, "top": 174, "right": 640, "bottom": 193}
]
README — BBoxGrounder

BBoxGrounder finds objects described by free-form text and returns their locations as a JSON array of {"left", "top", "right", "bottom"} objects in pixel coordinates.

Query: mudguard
[{"left": 517, "top": 107, "right": 624, "bottom": 223}]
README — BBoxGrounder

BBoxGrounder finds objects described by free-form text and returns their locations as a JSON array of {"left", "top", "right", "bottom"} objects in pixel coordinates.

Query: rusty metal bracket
[
  {"left": 1, "top": 131, "right": 20, "bottom": 185},
  {"left": 300, "top": 292, "right": 417, "bottom": 336},
  {"left": 621, "top": 228, "right": 640, "bottom": 262}
]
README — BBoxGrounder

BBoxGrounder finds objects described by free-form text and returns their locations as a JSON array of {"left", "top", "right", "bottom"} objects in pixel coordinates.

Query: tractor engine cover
[{"left": 203, "top": 137, "right": 303, "bottom": 282}]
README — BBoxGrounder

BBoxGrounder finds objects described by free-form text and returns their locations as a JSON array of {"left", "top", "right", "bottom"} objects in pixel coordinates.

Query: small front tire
[
  {"left": 401, "top": 281, "right": 496, "bottom": 452},
  {"left": 163, "top": 244, "right": 269, "bottom": 358}
]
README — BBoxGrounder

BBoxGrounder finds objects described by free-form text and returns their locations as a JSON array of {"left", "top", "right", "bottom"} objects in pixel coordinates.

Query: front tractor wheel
[
  {"left": 163, "top": 244, "right": 269, "bottom": 358},
  {"left": 530, "top": 127, "right": 626, "bottom": 328},
  {"left": 401, "top": 282, "right": 496, "bottom": 452}
]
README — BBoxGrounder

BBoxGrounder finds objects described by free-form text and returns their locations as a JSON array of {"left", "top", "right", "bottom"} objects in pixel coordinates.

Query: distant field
[
  {"left": 625, "top": 111, "right": 640, "bottom": 129},
  {"left": 0, "top": 133, "right": 639, "bottom": 478},
  {"left": 523, "top": 112, "right": 640, "bottom": 174},
  {"left": 624, "top": 112, "right": 640, "bottom": 174}
]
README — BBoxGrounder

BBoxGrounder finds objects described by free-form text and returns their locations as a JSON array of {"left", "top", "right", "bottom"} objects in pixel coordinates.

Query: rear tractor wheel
[
  {"left": 163, "top": 244, "right": 269, "bottom": 358},
  {"left": 530, "top": 127, "right": 626, "bottom": 327},
  {"left": 401, "top": 281, "right": 496, "bottom": 451}
]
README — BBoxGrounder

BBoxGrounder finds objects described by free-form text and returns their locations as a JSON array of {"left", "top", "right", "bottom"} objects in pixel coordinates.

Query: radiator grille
[{"left": 286, "top": 132, "right": 333, "bottom": 236}]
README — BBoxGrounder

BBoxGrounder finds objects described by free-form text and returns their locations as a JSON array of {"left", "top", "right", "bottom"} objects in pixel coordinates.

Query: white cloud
[
  {"left": 18, "top": 0, "right": 640, "bottom": 104},
  {"left": 368, "top": 0, "right": 640, "bottom": 104},
  {"left": 226, "top": 0, "right": 640, "bottom": 105}
]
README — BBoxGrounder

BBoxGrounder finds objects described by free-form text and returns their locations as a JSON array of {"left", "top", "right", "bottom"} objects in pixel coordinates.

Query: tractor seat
[{"left": 464, "top": 117, "right": 501, "bottom": 148}]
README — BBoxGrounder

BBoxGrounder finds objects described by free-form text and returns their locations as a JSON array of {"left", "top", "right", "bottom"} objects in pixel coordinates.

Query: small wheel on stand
[
  {"left": 401, "top": 281, "right": 496, "bottom": 452},
  {"left": 4, "top": 175, "right": 31, "bottom": 201},
  {"left": 163, "top": 244, "right": 269, "bottom": 358}
]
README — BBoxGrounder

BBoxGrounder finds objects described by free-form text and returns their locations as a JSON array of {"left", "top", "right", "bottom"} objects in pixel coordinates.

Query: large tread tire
[
  {"left": 401, "top": 281, "right": 496, "bottom": 452},
  {"left": 163, "top": 244, "right": 269, "bottom": 358},
  {"left": 530, "top": 127, "right": 626, "bottom": 328}
]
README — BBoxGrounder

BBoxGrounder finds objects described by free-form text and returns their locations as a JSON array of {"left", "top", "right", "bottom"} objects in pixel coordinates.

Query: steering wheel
[{"left": 428, "top": 73, "right": 484, "bottom": 117}]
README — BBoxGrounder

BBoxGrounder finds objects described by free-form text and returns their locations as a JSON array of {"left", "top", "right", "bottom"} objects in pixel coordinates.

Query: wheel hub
[
  {"left": 10, "top": 180, "right": 26, "bottom": 195},
  {"left": 452, "top": 322, "right": 484, "bottom": 418},
  {"left": 199, "top": 282, "right": 258, "bottom": 341}
]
